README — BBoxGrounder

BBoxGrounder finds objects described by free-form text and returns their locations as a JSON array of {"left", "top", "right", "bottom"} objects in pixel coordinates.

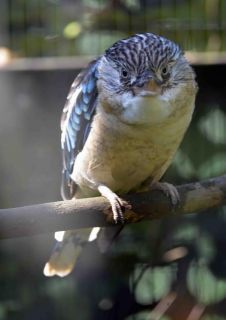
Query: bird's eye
[
  {"left": 161, "top": 66, "right": 169, "bottom": 77},
  {"left": 121, "top": 69, "right": 129, "bottom": 78}
]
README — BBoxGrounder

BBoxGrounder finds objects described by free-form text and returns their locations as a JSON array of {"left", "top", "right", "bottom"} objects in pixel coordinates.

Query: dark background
[{"left": 0, "top": 1, "right": 226, "bottom": 319}]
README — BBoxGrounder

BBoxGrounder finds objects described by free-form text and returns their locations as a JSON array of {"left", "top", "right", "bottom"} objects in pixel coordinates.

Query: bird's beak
[
  {"left": 133, "top": 79, "right": 162, "bottom": 96},
  {"left": 145, "top": 79, "right": 162, "bottom": 94}
]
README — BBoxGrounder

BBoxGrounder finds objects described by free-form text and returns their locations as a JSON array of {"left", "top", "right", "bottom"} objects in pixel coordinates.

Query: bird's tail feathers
[
  {"left": 43, "top": 229, "right": 92, "bottom": 277},
  {"left": 43, "top": 226, "right": 122, "bottom": 277},
  {"left": 43, "top": 239, "right": 81, "bottom": 277}
]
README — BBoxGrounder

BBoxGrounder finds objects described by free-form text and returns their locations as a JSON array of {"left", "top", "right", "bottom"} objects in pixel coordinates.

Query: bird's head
[{"left": 97, "top": 33, "right": 197, "bottom": 125}]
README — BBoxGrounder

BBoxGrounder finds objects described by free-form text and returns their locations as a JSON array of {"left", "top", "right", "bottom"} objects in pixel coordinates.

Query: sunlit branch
[{"left": 0, "top": 175, "right": 226, "bottom": 239}]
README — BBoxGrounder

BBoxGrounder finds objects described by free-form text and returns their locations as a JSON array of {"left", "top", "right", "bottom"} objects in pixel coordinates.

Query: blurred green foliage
[{"left": 2, "top": 0, "right": 226, "bottom": 57}]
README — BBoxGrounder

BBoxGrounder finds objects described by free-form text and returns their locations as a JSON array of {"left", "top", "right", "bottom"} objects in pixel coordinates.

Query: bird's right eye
[{"left": 121, "top": 69, "right": 129, "bottom": 78}]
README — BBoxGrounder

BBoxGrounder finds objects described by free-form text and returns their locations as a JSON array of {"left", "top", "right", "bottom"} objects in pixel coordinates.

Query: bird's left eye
[{"left": 161, "top": 66, "right": 170, "bottom": 77}]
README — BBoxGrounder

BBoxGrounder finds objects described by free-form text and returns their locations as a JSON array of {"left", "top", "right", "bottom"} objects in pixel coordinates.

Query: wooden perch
[{"left": 0, "top": 175, "right": 226, "bottom": 240}]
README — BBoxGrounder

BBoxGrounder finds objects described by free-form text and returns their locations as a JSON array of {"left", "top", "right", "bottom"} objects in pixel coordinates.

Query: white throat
[{"left": 120, "top": 87, "right": 179, "bottom": 125}]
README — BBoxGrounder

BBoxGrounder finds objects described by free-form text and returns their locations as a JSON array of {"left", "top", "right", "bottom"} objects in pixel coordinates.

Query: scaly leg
[
  {"left": 149, "top": 181, "right": 180, "bottom": 207},
  {"left": 98, "top": 185, "right": 131, "bottom": 223}
]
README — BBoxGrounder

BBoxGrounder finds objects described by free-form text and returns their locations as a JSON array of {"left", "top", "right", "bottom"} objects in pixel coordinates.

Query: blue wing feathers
[
  {"left": 82, "top": 92, "right": 90, "bottom": 105},
  {"left": 71, "top": 112, "right": 80, "bottom": 125},
  {"left": 87, "top": 77, "right": 96, "bottom": 93},
  {"left": 65, "top": 131, "right": 72, "bottom": 153},
  {"left": 75, "top": 104, "right": 82, "bottom": 115},
  {"left": 61, "top": 58, "right": 100, "bottom": 199},
  {"left": 84, "top": 112, "right": 91, "bottom": 121},
  {"left": 82, "top": 103, "right": 89, "bottom": 113}
]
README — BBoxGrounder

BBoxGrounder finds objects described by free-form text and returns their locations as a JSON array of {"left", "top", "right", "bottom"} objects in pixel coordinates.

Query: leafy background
[
  {"left": 0, "top": 1, "right": 226, "bottom": 319},
  {"left": 1, "top": 0, "right": 226, "bottom": 57}
]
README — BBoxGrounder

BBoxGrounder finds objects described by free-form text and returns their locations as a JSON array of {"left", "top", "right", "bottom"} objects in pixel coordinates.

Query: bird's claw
[
  {"left": 150, "top": 182, "right": 180, "bottom": 208},
  {"left": 98, "top": 185, "right": 131, "bottom": 224},
  {"left": 110, "top": 196, "right": 131, "bottom": 224}
]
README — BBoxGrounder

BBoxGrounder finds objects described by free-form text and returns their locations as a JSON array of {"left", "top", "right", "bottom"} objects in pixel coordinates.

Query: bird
[{"left": 43, "top": 32, "right": 198, "bottom": 277}]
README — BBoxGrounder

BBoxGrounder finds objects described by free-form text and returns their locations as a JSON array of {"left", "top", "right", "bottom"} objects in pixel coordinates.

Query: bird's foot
[
  {"left": 149, "top": 182, "right": 180, "bottom": 207},
  {"left": 98, "top": 185, "right": 131, "bottom": 224},
  {"left": 111, "top": 196, "right": 131, "bottom": 224}
]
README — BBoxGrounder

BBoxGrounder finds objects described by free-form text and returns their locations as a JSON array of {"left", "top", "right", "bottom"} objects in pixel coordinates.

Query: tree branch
[{"left": 0, "top": 175, "right": 226, "bottom": 239}]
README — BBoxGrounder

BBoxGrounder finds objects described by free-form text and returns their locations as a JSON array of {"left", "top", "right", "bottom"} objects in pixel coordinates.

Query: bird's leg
[
  {"left": 149, "top": 181, "right": 180, "bottom": 207},
  {"left": 98, "top": 185, "right": 131, "bottom": 224}
]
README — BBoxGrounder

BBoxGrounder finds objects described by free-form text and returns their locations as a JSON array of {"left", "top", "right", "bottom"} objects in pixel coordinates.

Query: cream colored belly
[
  {"left": 72, "top": 114, "right": 188, "bottom": 196},
  {"left": 71, "top": 80, "right": 196, "bottom": 198},
  {"left": 98, "top": 143, "right": 175, "bottom": 193}
]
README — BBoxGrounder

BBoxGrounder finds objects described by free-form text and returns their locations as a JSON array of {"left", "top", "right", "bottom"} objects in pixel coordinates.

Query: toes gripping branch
[
  {"left": 150, "top": 182, "right": 180, "bottom": 207},
  {"left": 98, "top": 185, "right": 131, "bottom": 223}
]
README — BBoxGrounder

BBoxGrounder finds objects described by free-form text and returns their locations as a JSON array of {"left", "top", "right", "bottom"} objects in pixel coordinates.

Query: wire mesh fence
[{"left": 0, "top": 0, "right": 226, "bottom": 58}]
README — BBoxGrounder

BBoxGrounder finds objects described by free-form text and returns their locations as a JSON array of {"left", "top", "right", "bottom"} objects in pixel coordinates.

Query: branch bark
[{"left": 0, "top": 175, "right": 226, "bottom": 239}]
